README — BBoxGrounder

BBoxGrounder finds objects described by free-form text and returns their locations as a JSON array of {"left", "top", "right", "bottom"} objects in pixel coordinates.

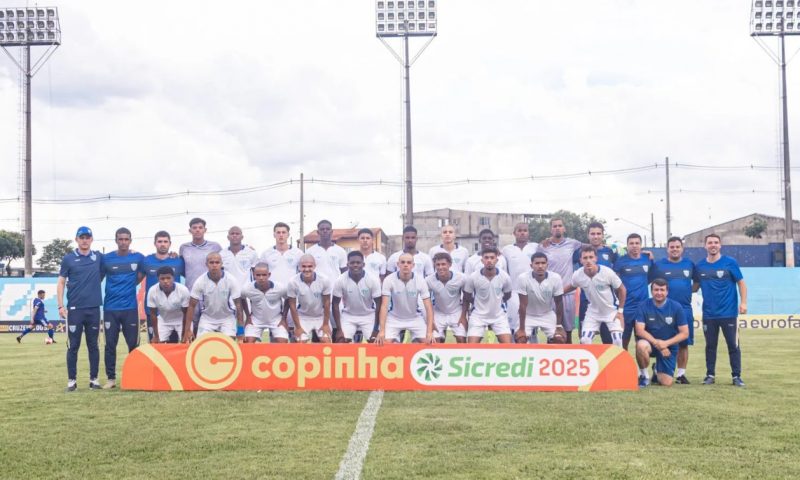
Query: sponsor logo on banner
[
  {"left": 410, "top": 349, "right": 598, "bottom": 387},
  {"left": 121, "top": 333, "right": 637, "bottom": 392}
]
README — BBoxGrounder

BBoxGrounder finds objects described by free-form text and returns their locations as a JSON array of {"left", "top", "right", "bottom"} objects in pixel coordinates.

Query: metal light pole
[
  {"left": 750, "top": 2, "right": 795, "bottom": 267},
  {"left": 375, "top": 0, "right": 437, "bottom": 226},
  {"left": 1, "top": 6, "right": 61, "bottom": 276},
  {"left": 665, "top": 156, "right": 672, "bottom": 241}
]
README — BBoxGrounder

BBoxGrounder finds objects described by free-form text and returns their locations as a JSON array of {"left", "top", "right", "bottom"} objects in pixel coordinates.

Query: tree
[
  {"left": 37, "top": 239, "right": 73, "bottom": 272},
  {"left": 744, "top": 216, "right": 768, "bottom": 241},
  {"left": 0, "top": 230, "right": 35, "bottom": 268},
  {"left": 529, "top": 210, "right": 606, "bottom": 243}
]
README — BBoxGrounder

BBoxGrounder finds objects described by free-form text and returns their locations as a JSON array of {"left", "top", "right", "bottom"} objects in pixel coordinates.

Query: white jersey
[
  {"left": 363, "top": 251, "right": 387, "bottom": 279},
  {"left": 332, "top": 272, "right": 381, "bottom": 316},
  {"left": 464, "top": 253, "right": 508, "bottom": 276},
  {"left": 571, "top": 265, "right": 622, "bottom": 317},
  {"left": 382, "top": 272, "right": 430, "bottom": 320},
  {"left": 240, "top": 281, "right": 287, "bottom": 325},
  {"left": 260, "top": 246, "right": 304, "bottom": 285},
  {"left": 425, "top": 271, "right": 466, "bottom": 315},
  {"left": 464, "top": 269, "right": 512, "bottom": 318},
  {"left": 146, "top": 283, "right": 191, "bottom": 326},
  {"left": 514, "top": 271, "right": 564, "bottom": 317},
  {"left": 190, "top": 272, "right": 241, "bottom": 322},
  {"left": 537, "top": 238, "right": 582, "bottom": 285},
  {"left": 287, "top": 273, "right": 332, "bottom": 318},
  {"left": 502, "top": 243, "right": 539, "bottom": 280},
  {"left": 220, "top": 245, "right": 259, "bottom": 286},
  {"left": 386, "top": 250, "right": 434, "bottom": 277},
  {"left": 428, "top": 244, "right": 470, "bottom": 273},
  {"left": 306, "top": 244, "right": 347, "bottom": 283}
]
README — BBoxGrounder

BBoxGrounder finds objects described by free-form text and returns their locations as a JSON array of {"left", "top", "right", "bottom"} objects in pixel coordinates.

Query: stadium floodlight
[
  {"left": 750, "top": 0, "right": 796, "bottom": 267},
  {"left": 0, "top": 6, "right": 61, "bottom": 276},
  {"left": 376, "top": 0, "right": 437, "bottom": 226}
]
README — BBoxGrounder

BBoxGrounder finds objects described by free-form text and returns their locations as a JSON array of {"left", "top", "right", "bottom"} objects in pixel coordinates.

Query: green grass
[{"left": 1, "top": 330, "right": 798, "bottom": 479}]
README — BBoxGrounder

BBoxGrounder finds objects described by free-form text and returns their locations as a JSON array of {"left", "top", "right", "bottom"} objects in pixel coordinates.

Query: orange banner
[{"left": 121, "top": 334, "right": 637, "bottom": 392}]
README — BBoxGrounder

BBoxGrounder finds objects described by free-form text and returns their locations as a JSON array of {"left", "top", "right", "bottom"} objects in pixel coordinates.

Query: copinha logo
[{"left": 186, "top": 333, "right": 243, "bottom": 390}]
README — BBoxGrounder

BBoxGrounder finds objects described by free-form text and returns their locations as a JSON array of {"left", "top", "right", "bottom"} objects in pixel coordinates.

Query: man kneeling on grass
[{"left": 634, "top": 278, "right": 689, "bottom": 387}]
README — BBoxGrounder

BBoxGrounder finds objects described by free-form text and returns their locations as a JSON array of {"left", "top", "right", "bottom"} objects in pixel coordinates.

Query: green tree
[
  {"left": 744, "top": 216, "right": 768, "bottom": 241},
  {"left": 528, "top": 210, "right": 606, "bottom": 243},
  {"left": 37, "top": 238, "right": 73, "bottom": 272},
  {"left": 0, "top": 230, "right": 34, "bottom": 269}
]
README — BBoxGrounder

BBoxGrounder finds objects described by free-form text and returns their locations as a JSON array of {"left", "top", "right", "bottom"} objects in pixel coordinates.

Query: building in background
[
  {"left": 682, "top": 213, "right": 800, "bottom": 247},
  {"left": 401, "top": 208, "right": 549, "bottom": 254},
  {"left": 303, "top": 228, "right": 387, "bottom": 253}
]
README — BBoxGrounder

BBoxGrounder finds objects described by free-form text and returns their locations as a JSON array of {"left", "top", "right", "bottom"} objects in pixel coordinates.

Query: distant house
[
  {"left": 402, "top": 208, "right": 549, "bottom": 254},
  {"left": 303, "top": 228, "right": 387, "bottom": 253},
  {"left": 682, "top": 213, "right": 800, "bottom": 247}
]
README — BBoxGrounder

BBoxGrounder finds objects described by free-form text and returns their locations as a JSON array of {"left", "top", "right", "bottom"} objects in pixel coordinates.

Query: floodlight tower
[
  {"left": 375, "top": 0, "right": 437, "bottom": 226},
  {"left": 0, "top": 6, "right": 61, "bottom": 276},
  {"left": 750, "top": 0, "right": 795, "bottom": 267}
]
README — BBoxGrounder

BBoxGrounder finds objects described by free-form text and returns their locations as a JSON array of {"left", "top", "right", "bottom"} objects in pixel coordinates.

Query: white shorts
[
  {"left": 244, "top": 322, "right": 289, "bottom": 341},
  {"left": 340, "top": 313, "right": 375, "bottom": 341},
  {"left": 156, "top": 322, "right": 183, "bottom": 342},
  {"left": 468, "top": 314, "right": 511, "bottom": 338},
  {"left": 506, "top": 295, "right": 520, "bottom": 331},
  {"left": 524, "top": 313, "right": 557, "bottom": 340},
  {"left": 582, "top": 311, "right": 623, "bottom": 335},
  {"left": 385, "top": 314, "right": 427, "bottom": 343},
  {"left": 433, "top": 311, "right": 466, "bottom": 338},
  {"left": 197, "top": 317, "right": 237, "bottom": 337},
  {"left": 295, "top": 315, "right": 329, "bottom": 342}
]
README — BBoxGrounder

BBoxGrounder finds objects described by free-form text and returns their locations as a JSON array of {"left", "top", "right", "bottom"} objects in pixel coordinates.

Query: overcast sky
[{"left": 0, "top": 0, "right": 795, "bottom": 255}]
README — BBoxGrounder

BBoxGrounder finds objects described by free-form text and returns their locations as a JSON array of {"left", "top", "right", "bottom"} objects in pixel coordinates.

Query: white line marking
[{"left": 334, "top": 390, "right": 384, "bottom": 480}]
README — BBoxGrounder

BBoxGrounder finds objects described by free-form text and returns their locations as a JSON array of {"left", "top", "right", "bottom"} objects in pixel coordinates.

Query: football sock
[
  {"left": 639, "top": 368, "right": 648, "bottom": 377},
  {"left": 19, "top": 327, "right": 32, "bottom": 338},
  {"left": 676, "top": 368, "right": 686, "bottom": 377},
  {"left": 610, "top": 331, "right": 623, "bottom": 348}
]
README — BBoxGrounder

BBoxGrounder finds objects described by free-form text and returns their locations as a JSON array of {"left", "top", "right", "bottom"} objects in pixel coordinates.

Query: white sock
[
  {"left": 639, "top": 368, "right": 648, "bottom": 377},
  {"left": 676, "top": 368, "right": 686, "bottom": 377}
]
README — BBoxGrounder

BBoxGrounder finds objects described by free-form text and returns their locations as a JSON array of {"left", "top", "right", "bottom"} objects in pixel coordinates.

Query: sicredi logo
[{"left": 410, "top": 349, "right": 599, "bottom": 387}]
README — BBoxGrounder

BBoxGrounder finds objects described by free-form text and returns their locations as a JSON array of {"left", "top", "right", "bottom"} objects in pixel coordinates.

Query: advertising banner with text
[{"left": 121, "top": 334, "right": 637, "bottom": 392}]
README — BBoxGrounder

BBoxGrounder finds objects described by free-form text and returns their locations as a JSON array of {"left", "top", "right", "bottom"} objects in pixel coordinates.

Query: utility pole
[
  {"left": 23, "top": 44, "right": 32, "bottom": 275},
  {"left": 403, "top": 29, "right": 413, "bottom": 226},
  {"left": 780, "top": 33, "right": 795, "bottom": 267},
  {"left": 650, "top": 212, "right": 655, "bottom": 248},
  {"left": 665, "top": 156, "right": 672, "bottom": 242},
  {"left": 299, "top": 173, "right": 304, "bottom": 251}
]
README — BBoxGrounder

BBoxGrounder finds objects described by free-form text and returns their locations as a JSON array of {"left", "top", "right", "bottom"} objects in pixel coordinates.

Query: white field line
[{"left": 334, "top": 390, "right": 385, "bottom": 480}]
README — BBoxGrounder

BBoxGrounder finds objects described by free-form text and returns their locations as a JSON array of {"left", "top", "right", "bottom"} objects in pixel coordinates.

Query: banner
[{"left": 121, "top": 334, "right": 637, "bottom": 392}]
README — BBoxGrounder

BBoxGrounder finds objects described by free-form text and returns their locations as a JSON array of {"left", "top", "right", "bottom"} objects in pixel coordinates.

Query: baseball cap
[{"left": 75, "top": 226, "right": 93, "bottom": 237}]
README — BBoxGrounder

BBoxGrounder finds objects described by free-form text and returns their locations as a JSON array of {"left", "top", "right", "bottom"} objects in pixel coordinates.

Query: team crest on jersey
[
  {"left": 447, "top": 285, "right": 461, "bottom": 295},
  {"left": 642, "top": 265, "right": 649, "bottom": 273},
  {"left": 361, "top": 288, "right": 371, "bottom": 297},
  {"left": 105, "top": 322, "right": 111, "bottom": 329},
  {"left": 716, "top": 270, "right": 724, "bottom": 278},
  {"left": 665, "top": 316, "right": 673, "bottom": 325},
  {"left": 602, "top": 253, "right": 609, "bottom": 260},
  {"left": 90, "top": 253, "right": 97, "bottom": 262},
  {"left": 69, "top": 325, "right": 76, "bottom": 333},
  {"left": 683, "top": 270, "right": 690, "bottom": 277},
  {"left": 130, "top": 264, "right": 138, "bottom": 272}
]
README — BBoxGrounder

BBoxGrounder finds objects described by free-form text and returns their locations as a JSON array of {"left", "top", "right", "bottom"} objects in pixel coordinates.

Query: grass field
[{"left": 1, "top": 330, "right": 799, "bottom": 480}]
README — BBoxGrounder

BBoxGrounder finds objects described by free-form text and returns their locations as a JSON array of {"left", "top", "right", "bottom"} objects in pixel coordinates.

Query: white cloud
[{"left": 0, "top": 0, "right": 796, "bottom": 255}]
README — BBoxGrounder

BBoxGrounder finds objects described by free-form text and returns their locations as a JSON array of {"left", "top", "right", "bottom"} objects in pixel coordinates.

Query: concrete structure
[
  {"left": 402, "top": 208, "right": 549, "bottom": 254},
  {"left": 303, "top": 228, "right": 387, "bottom": 253},
  {"left": 683, "top": 213, "right": 800, "bottom": 247}
]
